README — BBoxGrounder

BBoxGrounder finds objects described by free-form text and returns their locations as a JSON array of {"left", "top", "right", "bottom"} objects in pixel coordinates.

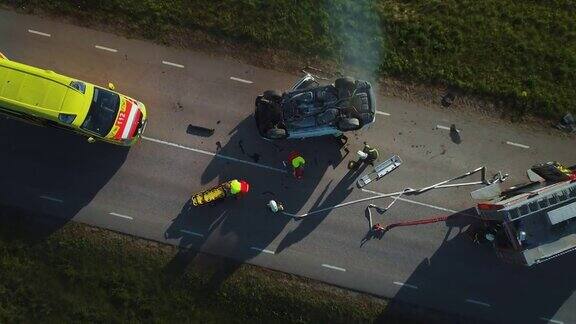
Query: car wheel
[
  {"left": 337, "top": 117, "right": 361, "bottom": 131},
  {"left": 335, "top": 77, "right": 356, "bottom": 92},
  {"left": 266, "top": 127, "right": 287, "bottom": 139},
  {"left": 263, "top": 90, "right": 282, "bottom": 101}
]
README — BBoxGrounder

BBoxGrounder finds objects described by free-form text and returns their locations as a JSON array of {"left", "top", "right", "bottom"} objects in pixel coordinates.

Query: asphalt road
[{"left": 1, "top": 9, "right": 575, "bottom": 323}]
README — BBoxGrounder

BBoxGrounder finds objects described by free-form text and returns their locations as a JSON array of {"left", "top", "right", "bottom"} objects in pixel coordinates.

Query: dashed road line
[
  {"left": 162, "top": 60, "right": 185, "bottom": 68},
  {"left": 539, "top": 317, "right": 564, "bottom": 324},
  {"left": 436, "top": 124, "right": 460, "bottom": 132},
  {"left": 142, "top": 136, "right": 287, "bottom": 174},
  {"left": 250, "top": 247, "right": 275, "bottom": 254},
  {"left": 230, "top": 76, "right": 253, "bottom": 84},
  {"left": 180, "top": 229, "right": 204, "bottom": 238},
  {"left": 505, "top": 141, "right": 530, "bottom": 149},
  {"left": 28, "top": 29, "right": 51, "bottom": 37},
  {"left": 376, "top": 111, "right": 391, "bottom": 116},
  {"left": 361, "top": 189, "right": 457, "bottom": 213},
  {"left": 465, "top": 298, "right": 491, "bottom": 307},
  {"left": 321, "top": 264, "right": 346, "bottom": 272},
  {"left": 109, "top": 212, "right": 133, "bottom": 220},
  {"left": 393, "top": 281, "right": 418, "bottom": 289},
  {"left": 95, "top": 45, "right": 118, "bottom": 53},
  {"left": 39, "top": 195, "right": 63, "bottom": 203}
]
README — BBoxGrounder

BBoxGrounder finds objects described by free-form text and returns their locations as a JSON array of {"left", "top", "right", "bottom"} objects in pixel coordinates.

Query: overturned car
[{"left": 255, "top": 74, "right": 376, "bottom": 140}]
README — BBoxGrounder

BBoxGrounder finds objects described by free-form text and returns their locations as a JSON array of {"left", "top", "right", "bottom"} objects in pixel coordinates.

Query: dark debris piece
[
  {"left": 556, "top": 113, "right": 576, "bottom": 133},
  {"left": 186, "top": 124, "right": 214, "bottom": 137},
  {"left": 450, "top": 124, "right": 461, "bottom": 144},
  {"left": 441, "top": 92, "right": 456, "bottom": 108}
]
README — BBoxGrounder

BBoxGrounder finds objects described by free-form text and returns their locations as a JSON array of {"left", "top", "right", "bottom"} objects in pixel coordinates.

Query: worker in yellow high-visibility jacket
[
  {"left": 288, "top": 151, "right": 305, "bottom": 179},
  {"left": 226, "top": 179, "right": 250, "bottom": 196}
]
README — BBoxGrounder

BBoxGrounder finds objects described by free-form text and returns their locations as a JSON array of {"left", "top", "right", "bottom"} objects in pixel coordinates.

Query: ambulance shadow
[
  {"left": 164, "top": 115, "right": 349, "bottom": 288},
  {"left": 0, "top": 117, "right": 129, "bottom": 238},
  {"left": 378, "top": 207, "right": 576, "bottom": 323}
]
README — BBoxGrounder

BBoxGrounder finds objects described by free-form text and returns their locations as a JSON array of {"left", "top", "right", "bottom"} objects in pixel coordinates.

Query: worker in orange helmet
[
  {"left": 227, "top": 179, "right": 250, "bottom": 197},
  {"left": 287, "top": 151, "right": 305, "bottom": 179}
]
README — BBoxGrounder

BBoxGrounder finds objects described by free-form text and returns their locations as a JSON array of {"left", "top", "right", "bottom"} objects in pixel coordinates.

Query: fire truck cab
[{"left": 476, "top": 162, "right": 576, "bottom": 266}]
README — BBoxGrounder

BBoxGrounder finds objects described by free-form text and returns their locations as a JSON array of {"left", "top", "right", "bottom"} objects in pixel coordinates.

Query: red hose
[{"left": 384, "top": 215, "right": 451, "bottom": 231}]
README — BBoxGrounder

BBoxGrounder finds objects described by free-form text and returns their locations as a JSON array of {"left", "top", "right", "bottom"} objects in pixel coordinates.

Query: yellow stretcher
[{"left": 191, "top": 182, "right": 230, "bottom": 206}]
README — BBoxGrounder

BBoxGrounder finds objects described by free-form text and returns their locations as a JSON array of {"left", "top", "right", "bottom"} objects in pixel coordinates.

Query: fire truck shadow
[
  {"left": 164, "top": 115, "right": 349, "bottom": 289},
  {"left": 0, "top": 117, "right": 128, "bottom": 238},
  {"left": 378, "top": 207, "right": 576, "bottom": 323}
]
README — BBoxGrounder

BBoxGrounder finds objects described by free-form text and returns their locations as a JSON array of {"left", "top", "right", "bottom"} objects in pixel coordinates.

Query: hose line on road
[{"left": 282, "top": 166, "right": 507, "bottom": 219}]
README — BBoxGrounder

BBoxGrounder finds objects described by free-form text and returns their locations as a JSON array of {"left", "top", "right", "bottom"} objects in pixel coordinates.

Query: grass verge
[
  {"left": 0, "top": 207, "right": 480, "bottom": 323},
  {"left": 2, "top": 0, "right": 575, "bottom": 119}
]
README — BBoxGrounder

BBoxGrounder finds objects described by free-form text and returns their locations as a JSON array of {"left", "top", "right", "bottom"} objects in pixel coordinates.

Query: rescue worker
[
  {"left": 360, "top": 143, "right": 379, "bottom": 165},
  {"left": 348, "top": 143, "right": 379, "bottom": 169},
  {"left": 287, "top": 151, "right": 305, "bottom": 179},
  {"left": 267, "top": 200, "right": 285, "bottom": 213},
  {"left": 226, "top": 179, "right": 250, "bottom": 197}
]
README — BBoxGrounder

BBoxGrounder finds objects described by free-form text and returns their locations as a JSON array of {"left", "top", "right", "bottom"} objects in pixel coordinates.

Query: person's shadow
[
  {"left": 0, "top": 116, "right": 129, "bottom": 240},
  {"left": 164, "top": 115, "right": 349, "bottom": 288},
  {"left": 276, "top": 163, "right": 368, "bottom": 253}
]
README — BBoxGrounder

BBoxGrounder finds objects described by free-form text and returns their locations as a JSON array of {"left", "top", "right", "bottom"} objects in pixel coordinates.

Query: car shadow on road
[
  {"left": 0, "top": 117, "right": 129, "bottom": 239},
  {"left": 377, "top": 207, "right": 576, "bottom": 323},
  {"left": 163, "top": 115, "right": 351, "bottom": 288}
]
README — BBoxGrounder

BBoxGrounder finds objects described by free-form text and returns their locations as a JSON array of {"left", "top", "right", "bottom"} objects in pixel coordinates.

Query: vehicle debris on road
[
  {"left": 441, "top": 91, "right": 456, "bottom": 108},
  {"left": 186, "top": 123, "right": 215, "bottom": 137},
  {"left": 450, "top": 124, "right": 461, "bottom": 144},
  {"left": 556, "top": 112, "right": 576, "bottom": 133},
  {"left": 357, "top": 155, "right": 402, "bottom": 188}
]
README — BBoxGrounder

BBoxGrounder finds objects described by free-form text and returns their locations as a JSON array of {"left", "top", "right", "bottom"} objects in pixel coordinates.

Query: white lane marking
[
  {"left": 436, "top": 125, "right": 460, "bottom": 132},
  {"left": 465, "top": 299, "right": 491, "bottom": 307},
  {"left": 109, "top": 212, "right": 133, "bottom": 220},
  {"left": 28, "top": 29, "right": 51, "bottom": 37},
  {"left": 95, "top": 45, "right": 118, "bottom": 53},
  {"left": 230, "top": 76, "right": 253, "bottom": 84},
  {"left": 361, "top": 189, "right": 457, "bottom": 213},
  {"left": 393, "top": 281, "right": 418, "bottom": 289},
  {"left": 162, "top": 60, "right": 185, "bottom": 68},
  {"left": 142, "top": 136, "right": 287, "bottom": 173},
  {"left": 539, "top": 317, "right": 564, "bottom": 324},
  {"left": 321, "top": 264, "right": 346, "bottom": 272},
  {"left": 506, "top": 141, "right": 530, "bottom": 149},
  {"left": 250, "top": 247, "right": 275, "bottom": 255},
  {"left": 376, "top": 111, "right": 391, "bottom": 116},
  {"left": 180, "top": 229, "right": 204, "bottom": 238},
  {"left": 39, "top": 195, "right": 63, "bottom": 203}
]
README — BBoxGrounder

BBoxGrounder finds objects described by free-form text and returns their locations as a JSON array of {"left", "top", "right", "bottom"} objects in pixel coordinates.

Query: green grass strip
[
  {"left": 4, "top": 0, "right": 575, "bottom": 119},
  {"left": 0, "top": 208, "right": 481, "bottom": 323}
]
